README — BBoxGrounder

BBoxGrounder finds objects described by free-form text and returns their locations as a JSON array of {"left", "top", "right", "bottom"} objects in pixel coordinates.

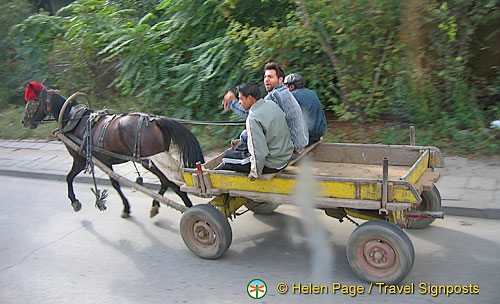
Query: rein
[
  {"left": 169, "top": 118, "right": 245, "bottom": 126},
  {"left": 40, "top": 116, "right": 246, "bottom": 126},
  {"left": 38, "top": 118, "right": 57, "bottom": 123}
]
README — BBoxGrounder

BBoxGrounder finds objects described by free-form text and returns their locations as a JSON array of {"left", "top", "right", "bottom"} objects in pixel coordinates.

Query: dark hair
[
  {"left": 237, "top": 82, "right": 262, "bottom": 100},
  {"left": 264, "top": 62, "right": 285, "bottom": 79},
  {"left": 294, "top": 82, "right": 305, "bottom": 89}
]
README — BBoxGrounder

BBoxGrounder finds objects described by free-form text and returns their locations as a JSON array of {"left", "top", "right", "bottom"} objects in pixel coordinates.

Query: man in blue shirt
[
  {"left": 222, "top": 62, "right": 308, "bottom": 153},
  {"left": 283, "top": 73, "right": 327, "bottom": 145}
]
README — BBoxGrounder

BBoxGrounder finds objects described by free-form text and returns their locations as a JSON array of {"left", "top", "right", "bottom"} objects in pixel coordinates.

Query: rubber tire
[
  {"left": 406, "top": 188, "right": 441, "bottom": 229},
  {"left": 347, "top": 220, "right": 415, "bottom": 284},
  {"left": 180, "top": 204, "right": 232, "bottom": 259},
  {"left": 433, "top": 186, "right": 442, "bottom": 203},
  {"left": 245, "top": 200, "right": 279, "bottom": 215}
]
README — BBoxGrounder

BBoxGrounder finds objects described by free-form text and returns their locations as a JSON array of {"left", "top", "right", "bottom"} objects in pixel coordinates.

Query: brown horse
[{"left": 22, "top": 83, "right": 204, "bottom": 218}]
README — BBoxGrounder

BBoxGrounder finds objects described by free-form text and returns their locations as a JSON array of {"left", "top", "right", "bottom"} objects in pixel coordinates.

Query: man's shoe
[{"left": 291, "top": 150, "right": 302, "bottom": 160}]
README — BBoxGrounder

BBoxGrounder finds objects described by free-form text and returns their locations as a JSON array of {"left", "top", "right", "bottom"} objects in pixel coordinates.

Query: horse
[{"left": 22, "top": 81, "right": 204, "bottom": 218}]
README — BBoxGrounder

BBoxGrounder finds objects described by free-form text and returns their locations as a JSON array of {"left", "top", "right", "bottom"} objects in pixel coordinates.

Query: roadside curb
[
  {"left": 0, "top": 169, "right": 160, "bottom": 191},
  {"left": 442, "top": 206, "right": 500, "bottom": 220}
]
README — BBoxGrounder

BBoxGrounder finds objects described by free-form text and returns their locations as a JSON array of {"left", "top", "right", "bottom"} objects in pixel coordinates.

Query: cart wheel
[
  {"left": 406, "top": 188, "right": 441, "bottom": 229},
  {"left": 245, "top": 200, "right": 279, "bottom": 214},
  {"left": 180, "top": 204, "right": 232, "bottom": 259},
  {"left": 347, "top": 220, "right": 415, "bottom": 284},
  {"left": 433, "top": 186, "right": 442, "bottom": 203}
]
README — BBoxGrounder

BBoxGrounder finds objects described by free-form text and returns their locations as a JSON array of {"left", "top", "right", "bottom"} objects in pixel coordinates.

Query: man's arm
[
  {"left": 228, "top": 99, "right": 249, "bottom": 118},
  {"left": 246, "top": 117, "right": 268, "bottom": 179},
  {"left": 222, "top": 91, "right": 249, "bottom": 118},
  {"left": 270, "top": 88, "right": 309, "bottom": 150}
]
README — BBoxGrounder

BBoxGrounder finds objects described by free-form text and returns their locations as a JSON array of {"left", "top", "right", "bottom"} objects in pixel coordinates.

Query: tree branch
[{"left": 295, "top": 0, "right": 347, "bottom": 102}]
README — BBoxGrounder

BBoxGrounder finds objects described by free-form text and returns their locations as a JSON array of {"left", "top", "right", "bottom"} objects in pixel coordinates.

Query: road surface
[{"left": 1, "top": 176, "right": 499, "bottom": 303}]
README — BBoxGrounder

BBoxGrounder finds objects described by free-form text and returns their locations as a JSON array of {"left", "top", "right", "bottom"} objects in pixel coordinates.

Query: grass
[
  {"left": 3, "top": 104, "right": 500, "bottom": 156},
  {"left": 0, "top": 105, "right": 56, "bottom": 139}
]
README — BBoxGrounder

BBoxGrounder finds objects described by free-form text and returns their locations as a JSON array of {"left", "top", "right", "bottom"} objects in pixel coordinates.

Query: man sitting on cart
[
  {"left": 222, "top": 62, "right": 308, "bottom": 156},
  {"left": 215, "top": 82, "right": 294, "bottom": 180}
]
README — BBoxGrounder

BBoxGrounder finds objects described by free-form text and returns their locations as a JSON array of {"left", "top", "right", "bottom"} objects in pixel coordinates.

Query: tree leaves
[{"left": 5, "top": 0, "right": 497, "bottom": 129}]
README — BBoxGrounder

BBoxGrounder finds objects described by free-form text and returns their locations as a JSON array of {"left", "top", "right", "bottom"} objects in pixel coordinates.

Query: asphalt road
[{"left": 1, "top": 176, "right": 499, "bottom": 303}]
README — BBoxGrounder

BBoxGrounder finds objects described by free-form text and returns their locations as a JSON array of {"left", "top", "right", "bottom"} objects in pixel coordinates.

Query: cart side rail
[
  {"left": 182, "top": 169, "right": 422, "bottom": 204},
  {"left": 309, "top": 143, "right": 445, "bottom": 168}
]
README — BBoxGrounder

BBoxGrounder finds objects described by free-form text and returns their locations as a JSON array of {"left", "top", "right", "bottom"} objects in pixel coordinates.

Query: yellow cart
[{"left": 179, "top": 142, "right": 445, "bottom": 284}]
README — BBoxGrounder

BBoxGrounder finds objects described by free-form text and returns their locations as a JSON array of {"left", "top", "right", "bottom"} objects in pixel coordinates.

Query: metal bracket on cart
[{"left": 379, "top": 157, "right": 390, "bottom": 216}]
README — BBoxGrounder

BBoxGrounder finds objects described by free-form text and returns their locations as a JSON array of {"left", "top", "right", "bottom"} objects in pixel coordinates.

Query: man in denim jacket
[{"left": 284, "top": 73, "right": 327, "bottom": 145}]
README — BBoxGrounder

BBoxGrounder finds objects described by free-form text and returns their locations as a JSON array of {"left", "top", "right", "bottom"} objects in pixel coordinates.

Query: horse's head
[
  {"left": 22, "top": 98, "right": 49, "bottom": 129},
  {"left": 22, "top": 81, "right": 50, "bottom": 129}
]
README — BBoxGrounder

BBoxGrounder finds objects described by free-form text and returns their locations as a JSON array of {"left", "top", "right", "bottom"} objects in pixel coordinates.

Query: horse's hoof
[
  {"left": 121, "top": 212, "right": 130, "bottom": 218},
  {"left": 150, "top": 206, "right": 160, "bottom": 218},
  {"left": 72, "top": 201, "right": 82, "bottom": 212}
]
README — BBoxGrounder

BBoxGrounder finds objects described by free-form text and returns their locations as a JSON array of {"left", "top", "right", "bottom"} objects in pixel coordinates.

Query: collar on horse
[
  {"left": 43, "top": 89, "right": 59, "bottom": 116},
  {"left": 36, "top": 85, "right": 60, "bottom": 116}
]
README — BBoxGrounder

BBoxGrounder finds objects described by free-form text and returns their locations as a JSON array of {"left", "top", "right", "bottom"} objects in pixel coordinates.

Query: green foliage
[
  {"left": 3, "top": 0, "right": 500, "bottom": 155},
  {"left": 9, "top": 13, "right": 62, "bottom": 78},
  {"left": 47, "top": 0, "right": 257, "bottom": 125},
  {"left": 233, "top": 0, "right": 403, "bottom": 121},
  {"left": 0, "top": 0, "right": 34, "bottom": 105},
  {"left": 220, "top": 0, "right": 294, "bottom": 28},
  {"left": 397, "top": 0, "right": 498, "bottom": 134},
  {"left": 313, "top": 0, "right": 402, "bottom": 121}
]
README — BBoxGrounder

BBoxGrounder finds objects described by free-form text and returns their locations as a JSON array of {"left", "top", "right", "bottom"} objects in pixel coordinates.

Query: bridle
[{"left": 24, "top": 88, "right": 57, "bottom": 126}]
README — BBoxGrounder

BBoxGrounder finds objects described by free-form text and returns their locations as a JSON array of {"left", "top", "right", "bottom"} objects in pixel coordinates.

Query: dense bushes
[
  {"left": 0, "top": 0, "right": 33, "bottom": 106},
  {"left": 2, "top": 0, "right": 499, "bottom": 152}
]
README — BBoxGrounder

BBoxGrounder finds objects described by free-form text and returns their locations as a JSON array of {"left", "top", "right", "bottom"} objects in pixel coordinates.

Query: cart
[
  {"left": 56, "top": 93, "right": 445, "bottom": 284},
  {"left": 178, "top": 141, "right": 445, "bottom": 284}
]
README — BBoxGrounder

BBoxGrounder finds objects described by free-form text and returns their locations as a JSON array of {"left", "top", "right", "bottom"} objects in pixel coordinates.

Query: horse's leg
[
  {"left": 67, "top": 156, "right": 85, "bottom": 212},
  {"left": 168, "top": 181, "right": 193, "bottom": 208},
  {"left": 143, "top": 162, "right": 194, "bottom": 216},
  {"left": 142, "top": 163, "right": 170, "bottom": 217},
  {"left": 106, "top": 164, "right": 131, "bottom": 218}
]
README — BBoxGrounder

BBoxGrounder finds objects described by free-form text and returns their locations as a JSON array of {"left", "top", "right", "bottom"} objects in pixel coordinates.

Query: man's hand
[
  {"left": 249, "top": 173, "right": 260, "bottom": 181},
  {"left": 222, "top": 90, "right": 236, "bottom": 110}
]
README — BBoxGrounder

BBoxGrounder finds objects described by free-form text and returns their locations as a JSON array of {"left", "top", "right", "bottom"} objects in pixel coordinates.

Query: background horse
[{"left": 22, "top": 82, "right": 204, "bottom": 218}]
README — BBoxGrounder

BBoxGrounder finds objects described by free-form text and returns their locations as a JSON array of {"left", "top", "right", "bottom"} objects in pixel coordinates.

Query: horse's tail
[{"left": 154, "top": 117, "right": 204, "bottom": 168}]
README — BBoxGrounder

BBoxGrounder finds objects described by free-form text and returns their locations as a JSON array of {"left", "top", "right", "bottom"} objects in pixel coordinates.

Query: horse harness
[
  {"left": 26, "top": 87, "right": 59, "bottom": 121},
  {"left": 29, "top": 86, "right": 147, "bottom": 163},
  {"left": 65, "top": 111, "right": 154, "bottom": 165},
  {"left": 64, "top": 110, "right": 155, "bottom": 208}
]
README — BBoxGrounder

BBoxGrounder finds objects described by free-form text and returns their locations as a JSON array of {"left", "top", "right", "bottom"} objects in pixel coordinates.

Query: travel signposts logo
[{"left": 247, "top": 279, "right": 267, "bottom": 299}]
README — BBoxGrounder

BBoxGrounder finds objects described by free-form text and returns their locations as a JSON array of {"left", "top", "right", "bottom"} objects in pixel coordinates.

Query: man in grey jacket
[
  {"left": 216, "top": 83, "right": 294, "bottom": 180},
  {"left": 222, "top": 62, "right": 308, "bottom": 153}
]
